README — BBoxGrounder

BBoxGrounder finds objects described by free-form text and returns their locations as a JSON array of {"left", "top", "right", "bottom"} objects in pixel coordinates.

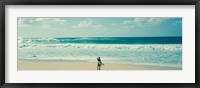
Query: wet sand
[{"left": 18, "top": 59, "right": 181, "bottom": 70}]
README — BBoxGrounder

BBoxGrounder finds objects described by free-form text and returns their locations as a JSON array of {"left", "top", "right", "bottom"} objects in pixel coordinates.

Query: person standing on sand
[{"left": 97, "top": 57, "right": 104, "bottom": 70}]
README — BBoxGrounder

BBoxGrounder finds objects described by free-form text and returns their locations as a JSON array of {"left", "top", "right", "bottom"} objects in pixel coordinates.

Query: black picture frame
[{"left": 0, "top": 0, "right": 200, "bottom": 88}]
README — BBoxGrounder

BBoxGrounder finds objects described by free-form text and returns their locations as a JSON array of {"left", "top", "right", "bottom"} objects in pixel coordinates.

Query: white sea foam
[
  {"left": 18, "top": 43, "right": 182, "bottom": 67},
  {"left": 18, "top": 43, "right": 182, "bottom": 50}
]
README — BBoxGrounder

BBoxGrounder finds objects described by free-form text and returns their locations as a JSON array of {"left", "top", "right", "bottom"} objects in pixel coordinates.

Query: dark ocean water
[{"left": 20, "top": 37, "right": 182, "bottom": 44}]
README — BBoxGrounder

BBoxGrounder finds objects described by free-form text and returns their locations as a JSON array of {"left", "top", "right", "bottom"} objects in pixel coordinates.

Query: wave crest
[{"left": 18, "top": 44, "right": 182, "bottom": 51}]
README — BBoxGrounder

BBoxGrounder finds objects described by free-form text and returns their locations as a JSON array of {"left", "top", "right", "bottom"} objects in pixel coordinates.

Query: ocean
[{"left": 18, "top": 37, "right": 182, "bottom": 68}]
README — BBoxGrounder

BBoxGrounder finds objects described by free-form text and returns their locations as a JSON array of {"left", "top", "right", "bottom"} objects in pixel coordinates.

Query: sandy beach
[{"left": 18, "top": 59, "right": 181, "bottom": 70}]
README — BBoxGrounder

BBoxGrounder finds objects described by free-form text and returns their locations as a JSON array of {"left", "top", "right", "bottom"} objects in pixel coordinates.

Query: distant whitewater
[{"left": 18, "top": 37, "right": 182, "bottom": 68}]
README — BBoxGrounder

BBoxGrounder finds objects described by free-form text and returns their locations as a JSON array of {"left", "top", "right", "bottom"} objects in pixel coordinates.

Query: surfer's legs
[
  {"left": 97, "top": 64, "right": 102, "bottom": 70},
  {"left": 97, "top": 65, "right": 99, "bottom": 70}
]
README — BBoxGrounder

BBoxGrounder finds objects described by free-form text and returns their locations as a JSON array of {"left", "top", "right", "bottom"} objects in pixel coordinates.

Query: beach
[
  {"left": 18, "top": 59, "right": 181, "bottom": 70},
  {"left": 18, "top": 37, "right": 182, "bottom": 70},
  {"left": 18, "top": 17, "right": 183, "bottom": 70}
]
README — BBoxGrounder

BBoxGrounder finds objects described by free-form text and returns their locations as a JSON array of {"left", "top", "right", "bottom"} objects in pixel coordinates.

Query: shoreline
[{"left": 18, "top": 59, "right": 182, "bottom": 70}]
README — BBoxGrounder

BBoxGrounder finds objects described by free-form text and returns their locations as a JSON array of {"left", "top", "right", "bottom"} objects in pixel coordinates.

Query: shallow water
[{"left": 18, "top": 37, "right": 182, "bottom": 68}]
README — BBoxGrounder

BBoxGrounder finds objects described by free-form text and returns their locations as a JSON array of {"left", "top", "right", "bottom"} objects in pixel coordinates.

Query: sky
[{"left": 18, "top": 17, "right": 182, "bottom": 38}]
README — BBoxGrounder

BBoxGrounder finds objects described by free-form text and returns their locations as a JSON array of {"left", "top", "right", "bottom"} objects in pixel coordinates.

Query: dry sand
[{"left": 18, "top": 59, "right": 181, "bottom": 70}]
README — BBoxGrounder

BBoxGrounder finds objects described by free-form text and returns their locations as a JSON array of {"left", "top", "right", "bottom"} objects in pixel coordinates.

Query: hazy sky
[{"left": 18, "top": 17, "right": 182, "bottom": 38}]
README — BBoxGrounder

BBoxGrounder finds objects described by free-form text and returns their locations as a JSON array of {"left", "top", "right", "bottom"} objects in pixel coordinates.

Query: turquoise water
[
  {"left": 18, "top": 37, "right": 182, "bottom": 68},
  {"left": 19, "top": 37, "right": 182, "bottom": 44}
]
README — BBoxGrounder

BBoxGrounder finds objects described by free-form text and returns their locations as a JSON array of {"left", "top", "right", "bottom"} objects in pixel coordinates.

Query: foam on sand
[{"left": 18, "top": 43, "right": 182, "bottom": 68}]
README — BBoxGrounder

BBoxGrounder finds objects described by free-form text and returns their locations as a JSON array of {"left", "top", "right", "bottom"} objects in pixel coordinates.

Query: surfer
[{"left": 97, "top": 57, "right": 104, "bottom": 70}]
